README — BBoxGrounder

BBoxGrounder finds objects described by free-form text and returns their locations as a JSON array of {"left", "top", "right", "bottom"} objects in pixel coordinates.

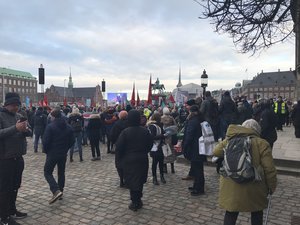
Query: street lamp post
[{"left": 201, "top": 69, "right": 208, "bottom": 99}]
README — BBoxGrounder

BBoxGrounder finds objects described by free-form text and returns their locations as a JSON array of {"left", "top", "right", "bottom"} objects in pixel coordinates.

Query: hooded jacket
[{"left": 213, "top": 124, "right": 277, "bottom": 212}]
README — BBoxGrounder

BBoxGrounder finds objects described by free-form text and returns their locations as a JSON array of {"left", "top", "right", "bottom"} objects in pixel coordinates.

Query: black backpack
[{"left": 219, "top": 136, "right": 256, "bottom": 184}]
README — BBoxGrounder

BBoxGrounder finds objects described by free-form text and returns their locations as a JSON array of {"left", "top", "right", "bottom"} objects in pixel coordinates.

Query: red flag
[
  {"left": 130, "top": 83, "right": 135, "bottom": 106},
  {"left": 169, "top": 94, "right": 175, "bottom": 103},
  {"left": 147, "top": 75, "right": 152, "bottom": 105},
  {"left": 43, "top": 95, "right": 48, "bottom": 106},
  {"left": 136, "top": 91, "right": 140, "bottom": 106},
  {"left": 63, "top": 97, "right": 67, "bottom": 106}
]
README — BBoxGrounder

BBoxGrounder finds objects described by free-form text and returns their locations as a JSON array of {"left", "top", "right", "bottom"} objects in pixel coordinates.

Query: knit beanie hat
[
  {"left": 4, "top": 92, "right": 21, "bottom": 106},
  {"left": 242, "top": 119, "right": 261, "bottom": 135}
]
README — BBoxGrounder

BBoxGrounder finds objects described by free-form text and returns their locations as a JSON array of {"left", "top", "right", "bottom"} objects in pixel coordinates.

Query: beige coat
[{"left": 214, "top": 124, "right": 277, "bottom": 212}]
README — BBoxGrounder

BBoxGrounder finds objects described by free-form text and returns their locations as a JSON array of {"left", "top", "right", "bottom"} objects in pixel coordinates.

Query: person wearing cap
[
  {"left": 43, "top": 108, "right": 75, "bottom": 205},
  {"left": 0, "top": 92, "right": 32, "bottom": 225}
]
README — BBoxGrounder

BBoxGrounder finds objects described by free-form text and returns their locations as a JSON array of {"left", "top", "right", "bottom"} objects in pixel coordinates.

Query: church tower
[
  {"left": 68, "top": 67, "right": 73, "bottom": 89},
  {"left": 176, "top": 65, "right": 182, "bottom": 87}
]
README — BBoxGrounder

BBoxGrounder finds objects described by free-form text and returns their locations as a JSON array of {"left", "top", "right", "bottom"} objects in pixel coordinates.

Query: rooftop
[{"left": 0, "top": 67, "right": 36, "bottom": 80}]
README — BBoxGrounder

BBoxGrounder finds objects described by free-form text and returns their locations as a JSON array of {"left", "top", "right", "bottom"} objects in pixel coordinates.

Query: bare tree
[{"left": 195, "top": 0, "right": 297, "bottom": 54}]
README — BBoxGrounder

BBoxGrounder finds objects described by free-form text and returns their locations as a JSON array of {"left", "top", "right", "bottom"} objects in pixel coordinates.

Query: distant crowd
[{"left": 1, "top": 90, "right": 300, "bottom": 225}]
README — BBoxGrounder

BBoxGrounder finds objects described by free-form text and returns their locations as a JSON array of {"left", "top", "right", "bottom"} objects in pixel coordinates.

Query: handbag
[{"left": 162, "top": 143, "right": 172, "bottom": 157}]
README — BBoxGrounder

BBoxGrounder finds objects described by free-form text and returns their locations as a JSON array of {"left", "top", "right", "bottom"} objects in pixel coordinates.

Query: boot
[
  {"left": 163, "top": 164, "right": 168, "bottom": 173},
  {"left": 160, "top": 174, "right": 166, "bottom": 184},
  {"left": 171, "top": 163, "right": 175, "bottom": 174},
  {"left": 152, "top": 176, "right": 159, "bottom": 185}
]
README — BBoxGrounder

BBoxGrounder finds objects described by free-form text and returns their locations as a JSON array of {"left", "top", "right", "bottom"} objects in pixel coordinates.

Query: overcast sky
[{"left": 0, "top": 0, "right": 295, "bottom": 98}]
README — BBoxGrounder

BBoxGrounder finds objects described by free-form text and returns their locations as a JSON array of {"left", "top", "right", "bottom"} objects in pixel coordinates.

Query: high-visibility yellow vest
[{"left": 274, "top": 102, "right": 286, "bottom": 114}]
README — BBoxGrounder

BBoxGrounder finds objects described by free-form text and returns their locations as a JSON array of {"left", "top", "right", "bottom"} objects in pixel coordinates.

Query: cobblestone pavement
[{"left": 16, "top": 138, "right": 300, "bottom": 225}]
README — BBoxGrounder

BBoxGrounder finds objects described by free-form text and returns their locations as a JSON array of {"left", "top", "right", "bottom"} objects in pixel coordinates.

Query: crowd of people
[{"left": 0, "top": 91, "right": 300, "bottom": 225}]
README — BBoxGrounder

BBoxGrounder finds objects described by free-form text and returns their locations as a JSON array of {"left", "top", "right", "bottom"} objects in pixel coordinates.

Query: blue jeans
[
  {"left": 44, "top": 155, "right": 67, "bottom": 194},
  {"left": 69, "top": 132, "right": 83, "bottom": 160}
]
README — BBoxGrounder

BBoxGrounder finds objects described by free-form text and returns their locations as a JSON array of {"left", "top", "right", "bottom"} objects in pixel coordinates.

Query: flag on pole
[
  {"left": 169, "top": 94, "right": 175, "bottom": 103},
  {"left": 43, "top": 95, "right": 48, "bottom": 106},
  {"left": 63, "top": 97, "right": 67, "bottom": 106},
  {"left": 130, "top": 82, "right": 135, "bottom": 106},
  {"left": 147, "top": 74, "right": 152, "bottom": 105},
  {"left": 136, "top": 90, "right": 140, "bottom": 107}
]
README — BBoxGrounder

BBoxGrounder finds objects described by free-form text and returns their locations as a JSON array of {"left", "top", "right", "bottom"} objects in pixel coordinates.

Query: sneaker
[
  {"left": 95, "top": 156, "right": 101, "bottom": 160},
  {"left": 190, "top": 190, "right": 205, "bottom": 196},
  {"left": 49, "top": 190, "right": 63, "bottom": 204},
  {"left": 91, "top": 157, "right": 97, "bottom": 161},
  {"left": 10, "top": 210, "right": 27, "bottom": 219},
  {"left": 1, "top": 217, "right": 21, "bottom": 225},
  {"left": 128, "top": 202, "right": 139, "bottom": 212}
]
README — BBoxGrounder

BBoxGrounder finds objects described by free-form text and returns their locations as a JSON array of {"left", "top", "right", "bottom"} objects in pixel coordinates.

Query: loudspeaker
[
  {"left": 101, "top": 80, "right": 106, "bottom": 92},
  {"left": 38, "top": 68, "right": 45, "bottom": 84}
]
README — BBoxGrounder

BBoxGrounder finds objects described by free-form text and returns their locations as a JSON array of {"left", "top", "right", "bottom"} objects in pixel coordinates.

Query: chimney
[
  {"left": 290, "top": 68, "right": 292, "bottom": 71},
  {"left": 278, "top": 69, "right": 280, "bottom": 72},
  {"left": 261, "top": 70, "right": 263, "bottom": 73}
]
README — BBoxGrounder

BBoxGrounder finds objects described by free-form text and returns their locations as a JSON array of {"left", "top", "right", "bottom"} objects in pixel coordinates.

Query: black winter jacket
[
  {"left": 0, "top": 108, "right": 31, "bottom": 159},
  {"left": 43, "top": 117, "right": 75, "bottom": 157}
]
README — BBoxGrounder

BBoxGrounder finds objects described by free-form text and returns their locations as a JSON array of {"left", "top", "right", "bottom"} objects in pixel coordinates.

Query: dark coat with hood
[
  {"left": 0, "top": 108, "right": 32, "bottom": 159},
  {"left": 253, "top": 101, "right": 277, "bottom": 147},
  {"left": 115, "top": 110, "right": 153, "bottom": 190},
  {"left": 86, "top": 114, "right": 102, "bottom": 141},
  {"left": 43, "top": 117, "right": 75, "bottom": 158},
  {"left": 219, "top": 95, "right": 238, "bottom": 124},
  {"left": 182, "top": 111, "right": 206, "bottom": 162}
]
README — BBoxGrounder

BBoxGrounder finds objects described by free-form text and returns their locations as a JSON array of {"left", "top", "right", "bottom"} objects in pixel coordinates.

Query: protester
[
  {"left": 43, "top": 109, "right": 75, "bottom": 204},
  {"left": 181, "top": 99, "right": 196, "bottom": 181},
  {"left": 291, "top": 100, "right": 300, "bottom": 138},
  {"left": 115, "top": 110, "right": 153, "bottom": 211},
  {"left": 147, "top": 112, "right": 166, "bottom": 185},
  {"left": 33, "top": 107, "right": 47, "bottom": 152},
  {"left": 200, "top": 91, "right": 219, "bottom": 141},
  {"left": 182, "top": 105, "right": 206, "bottom": 196},
  {"left": 253, "top": 99, "right": 277, "bottom": 148},
  {"left": 104, "top": 108, "right": 118, "bottom": 153},
  {"left": 0, "top": 93, "right": 32, "bottom": 225},
  {"left": 213, "top": 119, "right": 277, "bottom": 225},
  {"left": 110, "top": 110, "right": 129, "bottom": 187},
  {"left": 161, "top": 107, "right": 177, "bottom": 174},
  {"left": 68, "top": 107, "right": 84, "bottom": 162},
  {"left": 87, "top": 113, "right": 102, "bottom": 161},
  {"left": 219, "top": 91, "right": 238, "bottom": 139}
]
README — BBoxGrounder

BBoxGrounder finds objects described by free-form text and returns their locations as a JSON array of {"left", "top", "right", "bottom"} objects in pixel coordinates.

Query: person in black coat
[
  {"left": 110, "top": 110, "right": 129, "bottom": 187},
  {"left": 87, "top": 114, "right": 102, "bottom": 161},
  {"left": 115, "top": 110, "right": 153, "bottom": 211},
  {"left": 219, "top": 91, "right": 238, "bottom": 139},
  {"left": 291, "top": 100, "right": 300, "bottom": 138},
  {"left": 253, "top": 100, "right": 278, "bottom": 148},
  {"left": 182, "top": 105, "right": 206, "bottom": 196},
  {"left": 33, "top": 107, "right": 47, "bottom": 152},
  {"left": 43, "top": 109, "right": 75, "bottom": 204}
]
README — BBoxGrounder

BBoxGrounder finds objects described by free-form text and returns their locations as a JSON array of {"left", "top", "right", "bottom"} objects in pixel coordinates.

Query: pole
[
  {"left": 64, "top": 79, "right": 66, "bottom": 102},
  {"left": 2, "top": 75, "right": 4, "bottom": 105}
]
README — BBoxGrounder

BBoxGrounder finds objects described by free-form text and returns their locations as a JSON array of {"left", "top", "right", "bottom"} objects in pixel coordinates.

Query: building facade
[
  {"left": 44, "top": 74, "right": 104, "bottom": 108},
  {"left": 241, "top": 70, "right": 297, "bottom": 101},
  {"left": 0, "top": 67, "right": 38, "bottom": 105}
]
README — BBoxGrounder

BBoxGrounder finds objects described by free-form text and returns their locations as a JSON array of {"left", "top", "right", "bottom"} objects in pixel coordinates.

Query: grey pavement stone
[{"left": 12, "top": 138, "right": 300, "bottom": 224}]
